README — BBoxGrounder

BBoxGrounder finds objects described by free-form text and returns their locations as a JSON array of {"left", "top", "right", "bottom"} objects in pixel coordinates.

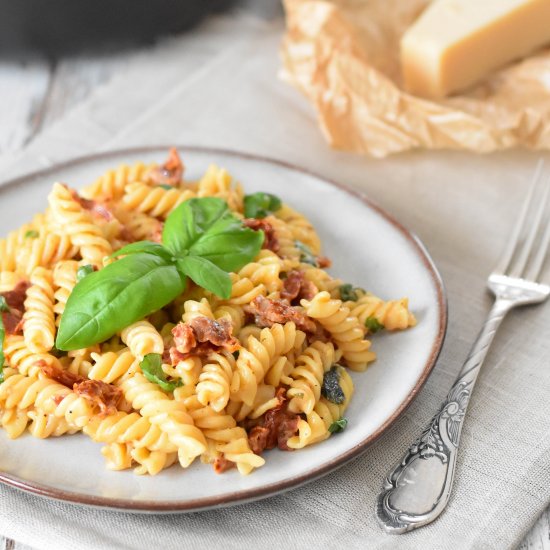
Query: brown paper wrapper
[{"left": 281, "top": 0, "right": 550, "bottom": 157}]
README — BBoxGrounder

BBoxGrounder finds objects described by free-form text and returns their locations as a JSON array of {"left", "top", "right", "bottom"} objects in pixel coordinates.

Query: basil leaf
[
  {"left": 189, "top": 223, "right": 264, "bottom": 272},
  {"left": 244, "top": 192, "right": 282, "bottom": 219},
  {"left": 158, "top": 184, "right": 173, "bottom": 190},
  {"left": 24, "top": 229, "right": 39, "bottom": 239},
  {"left": 163, "top": 197, "right": 263, "bottom": 272},
  {"left": 176, "top": 256, "right": 232, "bottom": 299},
  {"left": 56, "top": 253, "right": 186, "bottom": 350},
  {"left": 110, "top": 241, "right": 172, "bottom": 261},
  {"left": 162, "top": 197, "right": 229, "bottom": 257},
  {"left": 0, "top": 297, "right": 9, "bottom": 313},
  {"left": 76, "top": 264, "right": 94, "bottom": 282},
  {"left": 321, "top": 366, "right": 345, "bottom": 404},
  {"left": 140, "top": 353, "right": 182, "bottom": 392},
  {"left": 328, "top": 418, "right": 348, "bottom": 433},
  {"left": 295, "top": 240, "right": 317, "bottom": 266},
  {"left": 365, "top": 316, "right": 384, "bottom": 333}
]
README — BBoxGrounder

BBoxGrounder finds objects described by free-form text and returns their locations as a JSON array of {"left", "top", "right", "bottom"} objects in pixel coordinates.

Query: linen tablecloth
[{"left": 1, "top": 13, "right": 549, "bottom": 550}]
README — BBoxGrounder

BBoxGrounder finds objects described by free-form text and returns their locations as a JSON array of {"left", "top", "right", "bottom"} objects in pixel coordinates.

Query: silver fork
[{"left": 376, "top": 161, "right": 550, "bottom": 534}]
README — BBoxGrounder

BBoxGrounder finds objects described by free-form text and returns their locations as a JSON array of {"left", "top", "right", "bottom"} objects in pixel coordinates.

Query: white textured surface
[{"left": 0, "top": 6, "right": 549, "bottom": 550}]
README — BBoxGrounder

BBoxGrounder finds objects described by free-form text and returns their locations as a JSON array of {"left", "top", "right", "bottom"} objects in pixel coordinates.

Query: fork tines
[{"left": 495, "top": 160, "right": 550, "bottom": 282}]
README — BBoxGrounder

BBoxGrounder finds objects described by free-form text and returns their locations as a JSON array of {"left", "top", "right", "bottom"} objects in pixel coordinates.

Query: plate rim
[{"left": 0, "top": 145, "right": 448, "bottom": 512}]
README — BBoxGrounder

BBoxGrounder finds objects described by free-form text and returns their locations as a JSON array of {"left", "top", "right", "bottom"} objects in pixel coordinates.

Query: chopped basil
[
  {"left": 76, "top": 264, "right": 94, "bottom": 282},
  {"left": 328, "top": 418, "right": 348, "bottom": 433},
  {"left": 158, "top": 184, "right": 173, "bottom": 190},
  {"left": 24, "top": 230, "right": 39, "bottom": 239},
  {"left": 295, "top": 240, "right": 317, "bottom": 266},
  {"left": 365, "top": 316, "right": 384, "bottom": 333},
  {"left": 0, "top": 297, "right": 9, "bottom": 313},
  {"left": 140, "top": 353, "right": 182, "bottom": 392},
  {"left": 244, "top": 192, "right": 282, "bottom": 219},
  {"left": 321, "top": 366, "right": 345, "bottom": 404}
]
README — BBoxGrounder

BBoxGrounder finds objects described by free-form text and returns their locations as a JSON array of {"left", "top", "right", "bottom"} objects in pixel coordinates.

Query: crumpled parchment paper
[{"left": 280, "top": 0, "right": 550, "bottom": 157}]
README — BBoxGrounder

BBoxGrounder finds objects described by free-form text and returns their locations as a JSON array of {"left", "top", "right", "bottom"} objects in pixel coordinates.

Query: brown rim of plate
[{"left": 0, "top": 145, "right": 448, "bottom": 513}]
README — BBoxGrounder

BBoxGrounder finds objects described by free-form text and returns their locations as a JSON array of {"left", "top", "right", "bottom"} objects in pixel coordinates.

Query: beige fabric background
[{"left": 0, "top": 14, "right": 549, "bottom": 550}]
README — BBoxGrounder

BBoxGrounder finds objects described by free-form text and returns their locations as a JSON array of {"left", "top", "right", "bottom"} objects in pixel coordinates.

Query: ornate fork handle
[{"left": 376, "top": 298, "right": 513, "bottom": 534}]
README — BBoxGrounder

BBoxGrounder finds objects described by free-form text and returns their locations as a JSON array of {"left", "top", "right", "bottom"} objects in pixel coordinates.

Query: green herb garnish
[
  {"left": 339, "top": 284, "right": 365, "bottom": 302},
  {"left": 244, "top": 192, "right": 282, "bottom": 219},
  {"left": 0, "top": 297, "right": 10, "bottom": 384},
  {"left": 24, "top": 230, "right": 39, "bottom": 239},
  {"left": 328, "top": 418, "right": 348, "bottom": 433},
  {"left": 365, "top": 316, "right": 384, "bottom": 333},
  {"left": 158, "top": 184, "right": 173, "bottom": 190},
  {"left": 76, "top": 264, "right": 94, "bottom": 282},
  {"left": 140, "top": 353, "right": 182, "bottom": 391},
  {"left": 321, "top": 366, "right": 345, "bottom": 405},
  {"left": 295, "top": 240, "right": 317, "bottom": 266},
  {"left": 56, "top": 197, "right": 263, "bottom": 351}
]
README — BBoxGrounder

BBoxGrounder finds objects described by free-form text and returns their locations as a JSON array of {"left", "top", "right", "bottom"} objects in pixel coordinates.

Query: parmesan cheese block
[{"left": 400, "top": 0, "right": 550, "bottom": 99}]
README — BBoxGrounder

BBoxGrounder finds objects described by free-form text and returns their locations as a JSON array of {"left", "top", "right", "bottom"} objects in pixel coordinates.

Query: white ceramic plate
[{"left": 0, "top": 147, "right": 446, "bottom": 512}]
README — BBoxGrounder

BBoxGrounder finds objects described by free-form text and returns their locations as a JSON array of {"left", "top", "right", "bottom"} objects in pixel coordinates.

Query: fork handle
[{"left": 375, "top": 298, "right": 513, "bottom": 534}]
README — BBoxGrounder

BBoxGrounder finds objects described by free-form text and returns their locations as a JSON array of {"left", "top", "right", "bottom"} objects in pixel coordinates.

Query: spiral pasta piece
[
  {"left": 301, "top": 291, "right": 376, "bottom": 371},
  {"left": 52, "top": 260, "right": 79, "bottom": 324},
  {"left": 197, "top": 164, "right": 244, "bottom": 213},
  {"left": 82, "top": 162, "right": 155, "bottom": 201},
  {"left": 120, "top": 320, "right": 164, "bottom": 360},
  {"left": 231, "top": 322, "right": 306, "bottom": 406},
  {"left": 346, "top": 292, "right": 417, "bottom": 331},
  {"left": 23, "top": 267, "right": 56, "bottom": 353},
  {"left": 84, "top": 411, "right": 177, "bottom": 452},
  {"left": 195, "top": 351, "right": 235, "bottom": 412},
  {"left": 120, "top": 372, "right": 206, "bottom": 467},
  {"left": 224, "top": 273, "right": 266, "bottom": 306},
  {"left": 287, "top": 367, "right": 354, "bottom": 450},
  {"left": 3, "top": 335, "right": 62, "bottom": 378},
  {"left": 28, "top": 409, "right": 76, "bottom": 438},
  {"left": 186, "top": 397, "right": 264, "bottom": 475},
  {"left": 88, "top": 349, "right": 138, "bottom": 383},
  {"left": 268, "top": 216, "right": 300, "bottom": 261},
  {"left": 48, "top": 183, "right": 112, "bottom": 266},
  {"left": 122, "top": 182, "right": 195, "bottom": 219},
  {"left": 0, "top": 223, "right": 34, "bottom": 271},
  {"left": 286, "top": 341, "right": 340, "bottom": 415},
  {"left": 275, "top": 204, "right": 321, "bottom": 255},
  {"left": 0, "top": 408, "right": 30, "bottom": 439},
  {"left": 0, "top": 271, "right": 23, "bottom": 292},
  {"left": 17, "top": 232, "right": 78, "bottom": 275},
  {"left": 236, "top": 250, "right": 286, "bottom": 294}
]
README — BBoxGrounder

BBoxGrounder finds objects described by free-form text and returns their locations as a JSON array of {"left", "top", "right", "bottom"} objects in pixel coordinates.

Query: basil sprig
[
  {"left": 56, "top": 197, "right": 263, "bottom": 351},
  {"left": 0, "top": 297, "right": 9, "bottom": 383},
  {"left": 244, "top": 192, "right": 281, "bottom": 219},
  {"left": 140, "top": 353, "right": 182, "bottom": 391}
]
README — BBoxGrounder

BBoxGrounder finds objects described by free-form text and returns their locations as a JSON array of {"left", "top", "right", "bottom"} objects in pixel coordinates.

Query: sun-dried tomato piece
[
  {"left": 243, "top": 218, "right": 279, "bottom": 252},
  {"left": 148, "top": 147, "right": 184, "bottom": 187},
  {"left": 280, "top": 270, "right": 318, "bottom": 305},
  {"left": 169, "top": 317, "right": 239, "bottom": 364},
  {"left": 247, "top": 388, "right": 300, "bottom": 454},
  {"left": 246, "top": 296, "right": 316, "bottom": 333},
  {"left": 38, "top": 361, "right": 85, "bottom": 388},
  {"left": 73, "top": 379, "right": 122, "bottom": 417}
]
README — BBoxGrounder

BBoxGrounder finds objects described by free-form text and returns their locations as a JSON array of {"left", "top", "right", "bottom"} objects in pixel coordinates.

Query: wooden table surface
[{"left": 0, "top": 6, "right": 548, "bottom": 549}]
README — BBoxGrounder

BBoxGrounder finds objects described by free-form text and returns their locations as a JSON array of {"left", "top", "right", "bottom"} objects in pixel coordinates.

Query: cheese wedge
[{"left": 400, "top": 0, "right": 550, "bottom": 99}]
